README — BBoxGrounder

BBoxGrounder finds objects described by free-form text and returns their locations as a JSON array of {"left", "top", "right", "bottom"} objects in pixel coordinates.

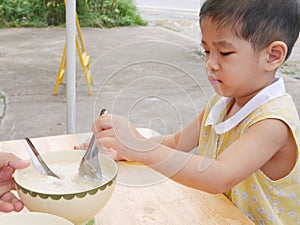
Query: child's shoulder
[
  {"left": 260, "top": 93, "right": 298, "bottom": 115},
  {"left": 247, "top": 93, "right": 300, "bottom": 132}
]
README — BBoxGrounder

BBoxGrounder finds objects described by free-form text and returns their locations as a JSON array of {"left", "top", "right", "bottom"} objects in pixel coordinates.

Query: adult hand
[{"left": 0, "top": 153, "right": 30, "bottom": 212}]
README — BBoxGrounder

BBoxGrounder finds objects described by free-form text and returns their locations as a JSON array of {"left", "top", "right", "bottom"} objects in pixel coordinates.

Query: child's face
[{"left": 200, "top": 18, "right": 270, "bottom": 98}]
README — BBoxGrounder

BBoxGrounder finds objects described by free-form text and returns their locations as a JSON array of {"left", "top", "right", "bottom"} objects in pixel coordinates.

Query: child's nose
[{"left": 205, "top": 54, "right": 219, "bottom": 72}]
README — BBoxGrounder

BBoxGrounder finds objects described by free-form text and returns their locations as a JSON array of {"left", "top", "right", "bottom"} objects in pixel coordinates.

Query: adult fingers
[
  {"left": 0, "top": 192, "right": 24, "bottom": 212},
  {"left": 0, "top": 201, "right": 14, "bottom": 212},
  {"left": 0, "top": 153, "right": 30, "bottom": 170}
]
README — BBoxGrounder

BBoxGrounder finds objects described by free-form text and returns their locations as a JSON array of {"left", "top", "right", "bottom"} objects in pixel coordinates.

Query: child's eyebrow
[
  {"left": 202, "top": 39, "right": 235, "bottom": 49},
  {"left": 215, "top": 40, "right": 235, "bottom": 49}
]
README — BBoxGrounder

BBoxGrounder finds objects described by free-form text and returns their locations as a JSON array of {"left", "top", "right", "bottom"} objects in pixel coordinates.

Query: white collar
[{"left": 205, "top": 77, "right": 286, "bottom": 134}]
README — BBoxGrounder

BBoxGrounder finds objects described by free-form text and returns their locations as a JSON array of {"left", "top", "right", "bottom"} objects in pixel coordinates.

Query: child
[
  {"left": 0, "top": 152, "right": 29, "bottom": 212},
  {"left": 92, "top": 0, "right": 300, "bottom": 224}
]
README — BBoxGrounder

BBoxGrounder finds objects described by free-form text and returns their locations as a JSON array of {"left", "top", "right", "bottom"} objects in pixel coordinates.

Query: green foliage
[{"left": 0, "top": 0, "right": 147, "bottom": 28}]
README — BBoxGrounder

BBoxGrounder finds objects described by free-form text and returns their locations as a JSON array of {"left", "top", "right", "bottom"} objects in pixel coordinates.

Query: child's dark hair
[{"left": 199, "top": 0, "right": 300, "bottom": 60}]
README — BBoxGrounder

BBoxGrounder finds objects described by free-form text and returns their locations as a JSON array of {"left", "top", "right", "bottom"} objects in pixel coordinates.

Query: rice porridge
[{"left": 20, "top": 161, "right": 106, "bottom": 194}]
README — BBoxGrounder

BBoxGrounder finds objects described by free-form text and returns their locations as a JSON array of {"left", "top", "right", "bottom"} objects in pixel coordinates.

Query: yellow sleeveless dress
[{"left": 198, "top": 78, "right": 300, "bottom": 225}]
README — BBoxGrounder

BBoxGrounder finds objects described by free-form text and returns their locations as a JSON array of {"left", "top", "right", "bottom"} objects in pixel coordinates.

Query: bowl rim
[{"left": 14, "top": 151, "right": 118, "bottom": 198}]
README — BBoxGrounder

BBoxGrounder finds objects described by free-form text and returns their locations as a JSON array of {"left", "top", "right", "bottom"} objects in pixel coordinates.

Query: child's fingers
[{"left": 74, "top": 138, "right": 91, "bottom": 150}]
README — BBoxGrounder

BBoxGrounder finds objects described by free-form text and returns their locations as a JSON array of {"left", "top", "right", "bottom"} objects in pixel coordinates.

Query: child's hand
[
  {"left": 74, "top": 138, "right": 90, "bottom": 150},
  {"left": 92, "top": 114, "right": 151, "bottom": 162},
  {"left": 74, "top": 137, "right": 126, "bottom": 161},
  {"left": 97, "top": 147, "right": 125, "bottom": 161}
]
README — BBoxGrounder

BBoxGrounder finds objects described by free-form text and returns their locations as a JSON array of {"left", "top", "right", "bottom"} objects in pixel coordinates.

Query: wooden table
[{"left": 0, "top": 133, "right": 254, "bottom": 225}]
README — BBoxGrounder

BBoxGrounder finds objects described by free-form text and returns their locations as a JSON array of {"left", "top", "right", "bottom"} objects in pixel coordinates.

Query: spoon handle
[
  {"left": 24, "top": 137, "right": 60, "bottom": 179},
  {"left": 85, "top": 109, "right": 107, "bottom": 159}
]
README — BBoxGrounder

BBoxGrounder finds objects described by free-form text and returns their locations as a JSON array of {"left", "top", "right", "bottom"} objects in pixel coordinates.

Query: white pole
[{"left": 66, "top": 0, "right": 76, "bottom": 134}]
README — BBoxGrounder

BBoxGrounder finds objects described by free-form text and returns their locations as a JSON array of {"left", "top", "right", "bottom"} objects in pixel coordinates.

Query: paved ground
[{"left": 0, "top": 7, "right": 299, "bottom": 141}]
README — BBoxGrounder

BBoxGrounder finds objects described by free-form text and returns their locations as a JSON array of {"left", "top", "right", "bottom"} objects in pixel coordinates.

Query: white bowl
[
  {"left": 14, "top": 150, "right": 118, "bottom": 225},
  {"left": 0, "top": 212, "right": 74, "bottom": 225}
]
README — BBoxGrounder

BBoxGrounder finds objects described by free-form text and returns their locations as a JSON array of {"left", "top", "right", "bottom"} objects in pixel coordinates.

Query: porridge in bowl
[
  {"left": 14, "top": 150, "right": 118, "bottom": 225},
  {"left": 18, "top": 160, "right": 106, "bottom": 194}
]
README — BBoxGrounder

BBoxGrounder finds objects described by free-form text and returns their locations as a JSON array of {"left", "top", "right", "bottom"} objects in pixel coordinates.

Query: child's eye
[
  {"left": 220, "top": 52, "right": 233, "bottom": 56},
  {"left": 203, "top": 49, "right": 210, "bottom": 54}
]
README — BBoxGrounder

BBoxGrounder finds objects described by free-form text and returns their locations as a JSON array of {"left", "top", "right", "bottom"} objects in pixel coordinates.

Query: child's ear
[{"left": 265, "top": 41, "right": 287, "bottom": 71}]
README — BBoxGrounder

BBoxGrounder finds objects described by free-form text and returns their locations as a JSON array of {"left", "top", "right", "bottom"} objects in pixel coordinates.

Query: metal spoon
[
  {"left": 78, "top": 109, "right": 107, "bottom": 180},
  {"left": 24, "top": 137, "right": 60, "bottom": 179}
]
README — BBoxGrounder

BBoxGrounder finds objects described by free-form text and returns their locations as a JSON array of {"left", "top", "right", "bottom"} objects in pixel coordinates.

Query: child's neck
[{"left": 224, "top": 77, "right": 277, "bottom": 120}]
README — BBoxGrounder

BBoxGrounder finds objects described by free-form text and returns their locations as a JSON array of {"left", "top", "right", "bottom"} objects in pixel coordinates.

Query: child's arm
[
  {"left": 94, "top": 115, "right": 292, "bottom": 194},
  {"left": 148, "top": 118, "right": 292, "bottom": 193}
]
